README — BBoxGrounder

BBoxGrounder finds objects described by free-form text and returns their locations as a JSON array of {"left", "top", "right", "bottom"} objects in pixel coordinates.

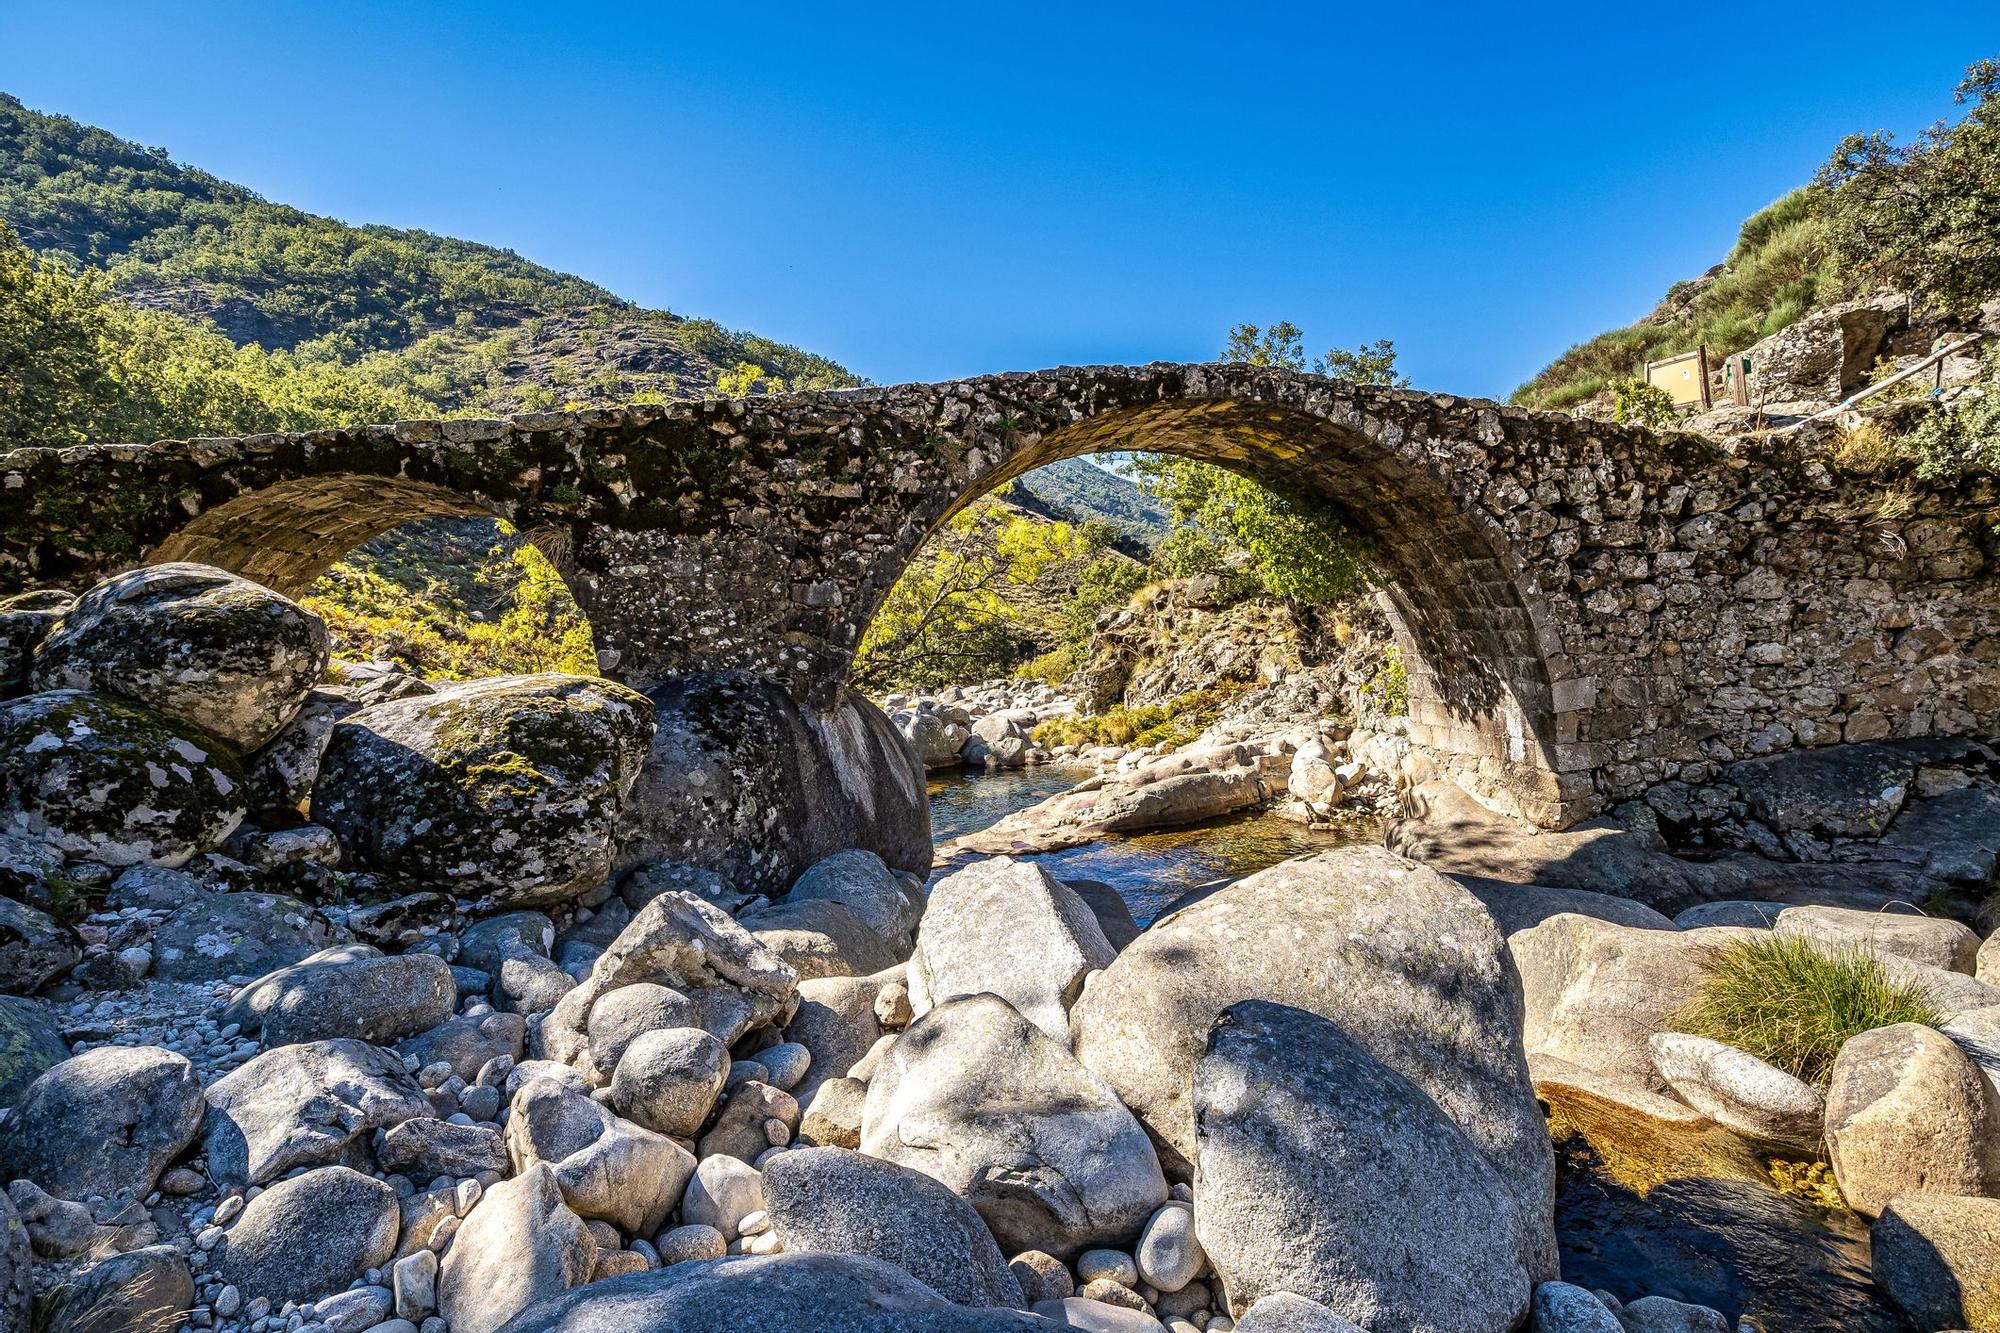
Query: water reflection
[{"left": 926, "top": 765, "right": 1382, "bottom": 923}]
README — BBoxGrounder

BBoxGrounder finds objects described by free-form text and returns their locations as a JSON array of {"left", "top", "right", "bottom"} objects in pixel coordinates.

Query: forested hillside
[
  {"left": 1515, "top": 59, "right": 1998, "bottom": 415},
  {"left": 0, "top": 92, "right": 858, "bottom": 424}
]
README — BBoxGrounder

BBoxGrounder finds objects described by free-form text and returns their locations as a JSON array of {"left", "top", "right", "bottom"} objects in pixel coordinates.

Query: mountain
[
  {"left": 1013, "top": 457, "right": 1170, "bottom": 553},
  {"left": 0, "top": 92, "right": 859, "bottom": 414}
]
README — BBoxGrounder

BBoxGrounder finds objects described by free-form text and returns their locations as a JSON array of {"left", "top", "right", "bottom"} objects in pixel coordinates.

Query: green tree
[
  {"left": 1221, "top": 321, "right": 1307, "bottom": 369},
  {"left": 853, "top": 498, "right": 1133, "bottom": 690},
  {"left": 1818, "top": 58, "right": 2000, "bottom": 314},
  {"left": 1127, "top": 325, "right": 1393, "bottom": 605}
]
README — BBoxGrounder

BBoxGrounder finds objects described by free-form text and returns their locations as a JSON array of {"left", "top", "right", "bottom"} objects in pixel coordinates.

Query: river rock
[
  {"left": 1460, "top": 876, "right": 1677, "bottom": 936},
  {"left": 504, "top": 1251, "right": 1054, "bottom": 1332},
  {"left": 379, "top": 1118, "right": 511, "bottom": 1178},
  {"left": 0, "top": 689, "right": 246, "bottom": 867},
  {"left": 151, "top": 890, "right": 343, "bottom": 983},
  {"left": 763, "top": 1146, "right": 1024, "bottom": 1307},
  {"left": 0, "top": 591, "right": 69, "bottom": 700},
  {"left": 1234, "top": 1294, "right": 1369, "bottom": 1331},
  {"left": 1616, "top": 1296, "right": 1730, "bottom": 1332},
  {"left": 37, "top": 1244, "right": 192, "bottom": 1333},
  {"left": 1774, "top": 904, "right": 1980, "bottom": 973},
  {"left": 1062, "top": 880, "right": 1141, "bottom": 953},
  {"left": 785, "top": 974, "right": 887, "bottom": 1104},
  {"left": 439, "top": 1164, "right": 596, "bottom": 1333},
  {"left": 1723, "top": 742, "right": 1920, "bottom": 839},
  {"left": 203, "top": 1038, "right": 432, "bottom": 1186},
  {"left": 959, "top": 741, "right": 1287, "bottom": 853},
  {"left": 0, "top": 1045, "right": 204, "bottom": 1201},
  {"left": 613, "top": 672, "right": 931, "bottom": 897},
  {"left": 1134, "top": 1201, "right": 1202, "bottom": 1294},
  {"left": 459, "top": 911, "right": 572, "bottom": 1016},
  {"left": 786, "top": 850, "right": 924, "bottom": 946},
  {"left": 395, "top": 1008, "right": 526, "bottom": 1083},
  {"left": 1825, "top": 1021, "right": 1999, "bottom": 1216},
  {"left": 1194, "top": 1000, "right": 1533, "bottom": 1331},
  {"left": 744, "top": 898, "right": 900, "bottom": 980},
  {"left": 0, "top": 1191, "right": 26, "bottom": 1333},
  {"left": 30, "top": 563, "right": 327, "bottom": 751},
  {"left": 1646, "top": 1033, "right": 1826, "bottom": 1155},
  {"left": 1871, "top": 1194, "right": 2000, "bottom": 1332},
  {"left": 801, "top": 1076, "right": 868, "bottom": 1148},
  {"left": 312, "top": 674, "right": 655, "bottom": 907},
  {"left": 861, "top": 992, "right": 1165, "bottom": 1259},
  {"left": 223, "top": 943, "right": 457, "bottom": 1045},
  {"left": 1883, "top": 784, "right": 2000, "bottom": 888},
  {"left": 541, "top": 891, "right": 796, "bottom": 1068},
  {"left": 220, "top": 1165, "right": 398, "bottom": 1306},
  {"left": 1070, "top": 847, "right": 1555, "bottom": 1279},
  {"left": 104, "top": 863, "right": 207, "bottom": 912},
  {"left": 505, "top": 1076, "right": 694, "bottom": 1235},
  {"left": 698, "top": 1078, "right": 799, "bottom": 1163},
  {"left": 681, "top": 1153, "right": 765, "bottom": 1240},
  {"left": 895, "top": 708, "right": 972, "bottom": 770},
  {"left": 0, "top": 994, "right": 72, "bottom": 1105},
  {"left": 577, "top": 982, "right": 700, "bottom": 1081},
  {"left": 1509, "top": 914, "right": 1760, "bottom": 1087},
  {"left": 1671, "top": 901, "right": 1784, "bottom": 929},
  {"left": 911, "top": 857, "right": 1115, "bottom": 1043},
  {"left": 1528, "top": 1283, "right": 1624, "bottom": 1332},
  {"left": 608, "top": 1025, "right": 728, "bottom": 1137},
  {"left": 0, "top": 897, "right": 78, "bottom": 995},
  {"left": 243, "top": 686, "right": 361, "bottom": 814}
]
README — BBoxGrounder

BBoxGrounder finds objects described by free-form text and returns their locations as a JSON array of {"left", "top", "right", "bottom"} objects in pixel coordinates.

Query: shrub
[
  {"left": 1671, "top": 935, "right": 1944, "bottom": 1087},
  {"left": 1611, "top": 378, "right": 1679, "bottom": 428},
  {"left": 1031, "top": 683, "right": 1250, "bottom": 750}
]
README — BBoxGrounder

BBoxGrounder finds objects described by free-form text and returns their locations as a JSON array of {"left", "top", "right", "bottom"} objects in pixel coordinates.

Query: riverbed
[
  {"left": 926, "top": 764, "right": 1382, "bottom": 923},
  {"left": 929, "top": 762, "right": 1910, "bottom": 1332}
]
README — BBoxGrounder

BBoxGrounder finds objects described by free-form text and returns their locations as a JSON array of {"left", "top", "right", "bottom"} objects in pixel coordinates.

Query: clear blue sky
[{"left": 3, "top": 3, "right": 1996, "bottom": 398}]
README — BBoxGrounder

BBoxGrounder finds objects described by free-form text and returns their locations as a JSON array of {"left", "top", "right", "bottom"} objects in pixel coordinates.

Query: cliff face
[{"left": 1068, "top": 578, "right": 1405, "bottom": 734}]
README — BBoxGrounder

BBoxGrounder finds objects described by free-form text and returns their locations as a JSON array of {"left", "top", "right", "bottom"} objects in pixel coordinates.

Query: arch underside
[
  {"left": 891, "top": 398, "right": 1570, "bottom": 824},
  {"left": 148, "top": 474, "right": 507, "bottom": 600}
]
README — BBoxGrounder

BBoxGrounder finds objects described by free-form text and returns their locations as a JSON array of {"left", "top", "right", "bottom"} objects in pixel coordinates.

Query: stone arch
[
  {"left": 845, "top": 394, "right": 1576, "bottom": 826},
  {"left": 149, "top": 474, "right": 500, "bottom": 599},
  {"left": 144, "top": 472, "right": 603, "bottom": 669}
]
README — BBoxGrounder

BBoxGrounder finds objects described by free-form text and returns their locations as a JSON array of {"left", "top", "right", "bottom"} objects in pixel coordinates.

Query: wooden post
[{"left": 1696, "top": 344, "right": 1713, "bottom": 410}]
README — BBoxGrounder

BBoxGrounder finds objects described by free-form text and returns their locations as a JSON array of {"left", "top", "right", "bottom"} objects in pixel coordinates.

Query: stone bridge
[{"left": 2, "top": 363, "right": 1995, "bottom": 828}]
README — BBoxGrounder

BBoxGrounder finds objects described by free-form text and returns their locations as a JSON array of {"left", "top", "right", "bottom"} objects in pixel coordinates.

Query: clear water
[
  {"left": 926, "top": 764, "right": 1383, "bottom": 923},
  {"left": 927, "top": 763, "right": 1909, "bottom": 1330}
]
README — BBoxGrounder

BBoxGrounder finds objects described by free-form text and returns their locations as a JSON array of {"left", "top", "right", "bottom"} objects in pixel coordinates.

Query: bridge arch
[{"left": 847, "top": 393, "right": 1574, "bottom": 824}]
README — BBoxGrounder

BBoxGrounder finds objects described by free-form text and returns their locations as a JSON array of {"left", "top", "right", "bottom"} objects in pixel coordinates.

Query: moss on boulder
[
  {"left": 0, "top": 689, "right": 247, "bottom": 867},
  {"left": 312, "top": 674, "right": 655, "bottom": 907},
  {"left": 33, "top": 563, "right": 328, "bottom": 751}
]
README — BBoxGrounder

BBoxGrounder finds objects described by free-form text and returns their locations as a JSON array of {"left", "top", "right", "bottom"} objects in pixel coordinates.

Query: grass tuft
[{"left": 1671, "top": 934, "right": 1943, "bottom": 1088}]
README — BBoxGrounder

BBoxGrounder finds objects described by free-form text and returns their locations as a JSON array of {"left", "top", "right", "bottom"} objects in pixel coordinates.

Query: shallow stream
[{"left": 928, "top": 763, "right": 1910, "bottom": 1331}]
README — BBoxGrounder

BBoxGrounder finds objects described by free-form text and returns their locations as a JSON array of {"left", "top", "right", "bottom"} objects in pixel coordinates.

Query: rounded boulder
[
  {"left": 32, "top": 563, "right": 327, "bottom": 752},
  {"left": 0, "top": 690, "right": 246, "bottom": 867},
  {"left": 312, "top": 674, "right": 656, "bottom": 907}
]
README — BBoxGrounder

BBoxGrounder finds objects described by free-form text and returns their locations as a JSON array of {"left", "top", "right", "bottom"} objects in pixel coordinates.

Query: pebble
[{"left": 215, "top": 1286, "right": 243, "bottom": 1318}]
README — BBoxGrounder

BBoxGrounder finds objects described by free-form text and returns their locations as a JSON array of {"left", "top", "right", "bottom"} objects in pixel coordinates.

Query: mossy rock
[
  {"left": 0, "top": 995, "right": 70, "bottom": 1102},
  {"left": 311, "top": 674, "right": 655, "bottom": 907},
  {"left": 0, "top": 689, "right": 247, "bottom": 868},
  {"left": 33, "top": 562, "right": 328, "bottom": 751}
]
